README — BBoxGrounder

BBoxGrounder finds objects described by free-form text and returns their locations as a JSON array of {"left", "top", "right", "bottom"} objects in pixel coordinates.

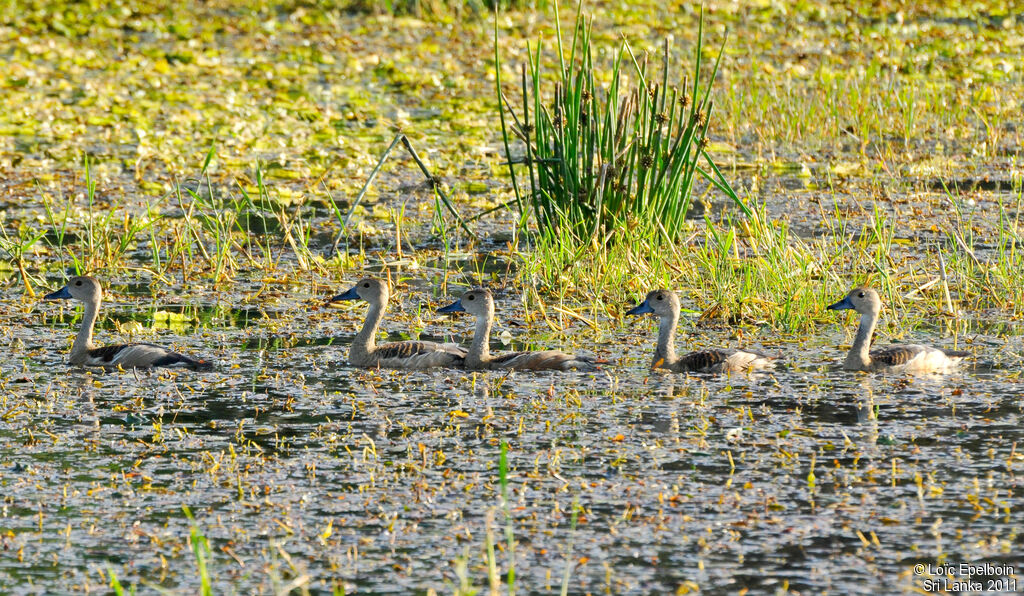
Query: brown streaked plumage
[
  {"left": 625, "top": 289, "right": 775, "bottom": 373},
  {"left": 330, "top": 278, "right": 465, "bottom": 370},
  {"left": 827, "top": 287, "right": 969, "bottom": 373},
  {"left": 43, "top": 276, "right": 214, "bottom": 371},
  {"left": 675, "top": 349, "right": 730, "bottom": 371},
  {"left": 871, "top": 346, "right": 922, "bottom": 367},
  {"left": 437, "top": 288, "right": 596, "bottom": 372}
]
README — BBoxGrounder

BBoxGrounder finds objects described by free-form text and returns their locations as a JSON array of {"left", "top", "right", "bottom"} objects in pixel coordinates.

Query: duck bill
[
  {"left": 827, "top": 295, "right": 855, "bottom": 311},
  {"left": 329, "top": 285, "right": 361, "bottom": 303},
  {"left": 44, "top": 286, "right": 72, "bottom": 300},
  {"left": 437, "top": 299, "right": 465, "bottom": 314},
  {"left": 625, "top": 299, "right": 654, "bottom": 316}
]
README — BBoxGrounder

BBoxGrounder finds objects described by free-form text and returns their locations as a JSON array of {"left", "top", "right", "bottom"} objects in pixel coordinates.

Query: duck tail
[
  {"left": 188, "top": 357, "right": 216, "bottom": 372},
  {"left": 153, "top": 352, "right": 215, "bottom": 371},
  {"left": 568, "top": 353, "right": 605, "bottom": 371}
]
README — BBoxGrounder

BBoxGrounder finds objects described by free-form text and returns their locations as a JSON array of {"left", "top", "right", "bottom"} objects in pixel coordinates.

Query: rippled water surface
[
  {"left": 2, "top": 273, "right": 1022, "bottom": 594},
  {"left": 2, "top": 1, "right": 1023, "bottom": 593}
]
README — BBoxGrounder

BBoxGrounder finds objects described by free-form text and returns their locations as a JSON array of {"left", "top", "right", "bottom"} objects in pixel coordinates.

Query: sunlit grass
[{"left": 2, "top": 2, "right": 1023, "bottom": 593}]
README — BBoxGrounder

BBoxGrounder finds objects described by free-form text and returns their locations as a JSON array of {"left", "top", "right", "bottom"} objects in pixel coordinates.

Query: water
[
  {"left": 2, "top": 3, "right": 1023, "bottom": 592},
  {"left": 2, "top": 154, "right": 1021, "bottom": 591},
  {"left": 2, "top": 274, "right": 1021, "bottom": 593}
]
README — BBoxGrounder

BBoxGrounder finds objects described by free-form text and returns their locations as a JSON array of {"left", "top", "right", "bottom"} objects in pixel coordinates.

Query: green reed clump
[{"left": 497, "top": 4, "right": 748, "bottom": 246}]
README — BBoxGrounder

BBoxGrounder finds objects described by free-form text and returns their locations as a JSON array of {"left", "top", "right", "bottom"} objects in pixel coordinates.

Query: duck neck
[
  {"left": 71, "top": 297, "right": 99, "bottom": 360},
  {"left": 848, "top": 310, "right": 878, "bottom": 369},
  {"left": 654, "top": 310, "right": 679, "bottom": 367},
  {"left": 353, "top": 300, "right": 385, "bottom": 359},
  {"left": 468, "top": 311, "right": 493, "bottom": 366}
]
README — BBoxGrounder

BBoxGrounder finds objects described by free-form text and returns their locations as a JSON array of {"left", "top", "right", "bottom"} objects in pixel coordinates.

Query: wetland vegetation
[{"left": 1, "top": 0, "right": 1022, "bottom": 593}]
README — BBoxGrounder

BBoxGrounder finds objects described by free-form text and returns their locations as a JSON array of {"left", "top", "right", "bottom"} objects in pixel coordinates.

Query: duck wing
[
  {"left": 672, "top": 348, "right": 775, "bottom": 373},
  {"left": 869, "top": 344, "right": 968, "bottom": 372},
  {"left": 489, "top": 350, "right": 596, "bottom": 371},
  {"left": 673, "top": 350, "right": 730, "bottom": 372},
  {"left": 376, "top": 341, "right": 466, "bottom": 359},
  {"left": 371, "top": 340, "right": 466, "bottom": 369},
  {"left": 869, "top": 345, "right": 926, "bottom": 367},
  {"left": 85, "top": 343, "right": 213, "bottom": 371}
]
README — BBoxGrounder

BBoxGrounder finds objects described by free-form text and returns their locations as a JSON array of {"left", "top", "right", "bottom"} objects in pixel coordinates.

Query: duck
[
  {"left": 626, "top": 289, "right": 775, "bottom": 373},
  {"left": 44, "top": 276, "right": 213, "bottom": 371},
  {"left": 330, "top": 278, "right": 466, "bottom": 369},
  {"left": 437, "top": 287, "right": 596, "bottom": 371},
  {"left": 827, "top": 287, "right": 968, "bottom": 372}
]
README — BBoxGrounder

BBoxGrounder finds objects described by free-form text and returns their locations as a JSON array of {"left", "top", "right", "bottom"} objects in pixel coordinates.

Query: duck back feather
[
  {"left": 355, "top": 340, "right": 466, "bottom": 369},
  {"left": 487, "top": 350, "right": 596, "bottom": 371},
  {"left": 83, "top": 343, "right": 214, "bottom": 371}
]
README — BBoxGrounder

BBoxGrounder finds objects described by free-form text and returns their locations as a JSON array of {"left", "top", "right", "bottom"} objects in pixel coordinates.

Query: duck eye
[
  {"left": 857, "top": 291, "right": 865, "bottom": 298},
  {"left": 656, "top": 295, "right": 663, "bottom": 301},
  {"left": 467, "top": 295, "right": 474, "bottom": 301},
  {"left": 363, "top": 282, "right": 370, "bottom": 288},
  {"left": 74, "top": 280, "right": 82, "bottom": 286}
]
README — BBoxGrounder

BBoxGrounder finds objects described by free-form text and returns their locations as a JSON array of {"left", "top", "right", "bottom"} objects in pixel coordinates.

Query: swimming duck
[
  {"left": 330, "top": 278, "right": 466, "bottom": 369},
  {"left": 44, "top": 276, "right": 213, "bottom": 371},
  {"left": 437, "top": 288, "right": 595, "bottom": 371},
  {"left": 827, "top": 287, "right": 968, "bottom": 373},
  {"left": 626, "top": 289, "right": 775, "bottom": 373}
]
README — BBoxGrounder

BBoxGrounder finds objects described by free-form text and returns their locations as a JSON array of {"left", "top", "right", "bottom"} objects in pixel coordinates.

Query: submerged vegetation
[{"left": 0, "top": 0, "right": 1022, "bottom": 593}]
